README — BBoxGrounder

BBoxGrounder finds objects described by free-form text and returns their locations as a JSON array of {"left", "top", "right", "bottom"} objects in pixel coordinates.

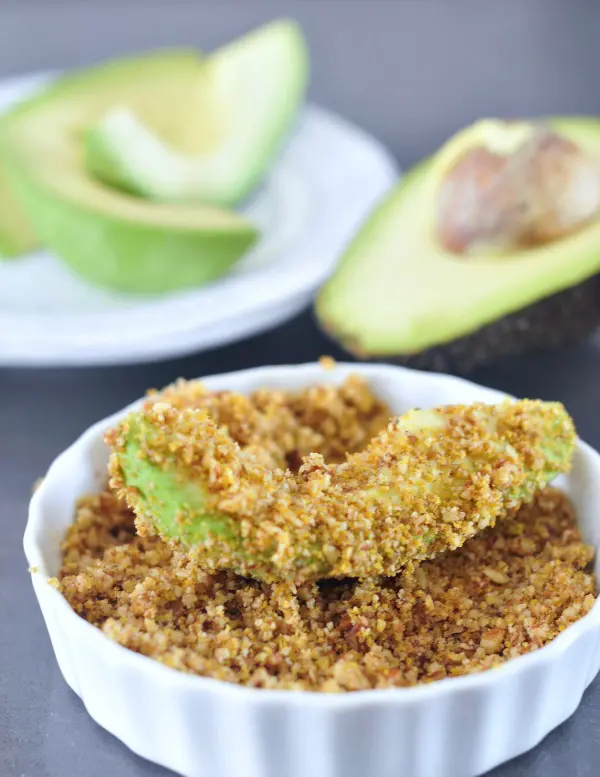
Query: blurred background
[
  {"left": 4, "top": 4, "right": 600, "bottom": 776},
  {"left": 4, "top": 0, "right": 600, "bottom": 169}
]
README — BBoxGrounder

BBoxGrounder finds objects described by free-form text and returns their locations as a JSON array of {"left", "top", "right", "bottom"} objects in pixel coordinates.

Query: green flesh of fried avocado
[
  {"left": 107, "top": 398, "right": 576, "bottom": 583},
  {"left": 119, "top": 435, "right": 235, "bottom": 547}
]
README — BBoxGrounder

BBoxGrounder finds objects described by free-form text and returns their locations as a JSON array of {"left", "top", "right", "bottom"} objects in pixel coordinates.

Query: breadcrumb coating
[
  {"left": 107, "top": 389, "right": 575, "bottom": 583},
  {"left": 147, "top": 374, "right": 390, "bottom": 469},
  {"left": 55, "top": 487, "right": 596, "bottom": 692}
]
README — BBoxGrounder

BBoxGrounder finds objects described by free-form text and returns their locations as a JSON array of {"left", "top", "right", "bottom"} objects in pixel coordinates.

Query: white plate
[{"left": 0, "top": 72, "right": 398, "bottom": 367}]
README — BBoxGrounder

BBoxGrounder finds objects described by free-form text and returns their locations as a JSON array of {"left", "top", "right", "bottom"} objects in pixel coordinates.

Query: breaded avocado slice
[
  {"left": 106, "top": 397, "right": 576, "bottom": 584},
  {"left": 0, "top": 50, "right": 258, "bottom": 292}
]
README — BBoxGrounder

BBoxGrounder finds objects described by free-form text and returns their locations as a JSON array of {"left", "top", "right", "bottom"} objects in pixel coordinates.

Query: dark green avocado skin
[{"left": 353, "top": 274, "right": 600, "bottom": 374}]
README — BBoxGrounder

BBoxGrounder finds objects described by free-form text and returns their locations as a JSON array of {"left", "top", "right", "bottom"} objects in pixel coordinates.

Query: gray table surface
[{"left": 3, "top": 3, "right": 600, "bottom": 776}]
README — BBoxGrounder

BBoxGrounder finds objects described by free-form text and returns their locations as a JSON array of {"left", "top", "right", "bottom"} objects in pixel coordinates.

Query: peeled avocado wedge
[
  {"left": 85, "top": 20, "right": 308, "bottom": 206},
  {"left": 0, "top": 50, "right": 258, "bottom": 292},
  {"left": 0, "top": 164, "right": 37, "bottom": 257},
  {"left": 316, "top": 117, "right": 600, "bottom": 371}
]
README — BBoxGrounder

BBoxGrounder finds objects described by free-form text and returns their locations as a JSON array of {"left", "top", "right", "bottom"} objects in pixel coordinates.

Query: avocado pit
[{"left": 437, "top": 122, "right": 600, "bottom": 256}]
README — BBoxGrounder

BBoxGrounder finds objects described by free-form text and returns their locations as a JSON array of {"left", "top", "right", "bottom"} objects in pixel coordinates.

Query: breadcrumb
[{"left": 57, "top": 486, "right": 596, "bottom": 692}]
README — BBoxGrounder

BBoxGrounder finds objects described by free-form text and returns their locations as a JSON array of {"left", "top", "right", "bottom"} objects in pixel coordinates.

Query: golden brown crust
[
  {"left": 108, "top": 390, "right": 575, "bottom": 582},
  {"left": 146, "top": 373, "right": 391, "bottom": 469},
  {"left": 56, "top": 487, "right": 596, "bottom": 692}
]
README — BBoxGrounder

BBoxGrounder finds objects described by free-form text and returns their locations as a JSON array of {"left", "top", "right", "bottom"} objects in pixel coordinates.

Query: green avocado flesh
[
  {"left": 389, "top": 403, "right": 573, "bottom": 507},
  {"left": 316, "top": 117, "right": 600, "bottom": 357},
  {"left": 114, "top": 400, "right": 574, "bottom": 582},
  {"left": 0, "top": 50, "right": 258, "bottom": 292},
  {"left": 119, "top": 427, "right": 236, "bottom": 548},
  {"left": 85, "top": 20, "right": 308, "bottom": 206}
]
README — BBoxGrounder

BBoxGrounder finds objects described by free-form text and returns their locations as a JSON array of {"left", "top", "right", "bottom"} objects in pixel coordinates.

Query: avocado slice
[
  {"left": 0, "top": 163, "right": 37, "bottom": 257},
  {"left": 107, "top": 397, "right": 575, "bottom": 584},
  {"left": 0, "top": 50, "right": 258, "bottom": 292},
  {"left": 315, "top": 117, "right": 600, "bottom": 369},
  {"left": 84, "top": 20, "right": 308, "bottom": 206}
]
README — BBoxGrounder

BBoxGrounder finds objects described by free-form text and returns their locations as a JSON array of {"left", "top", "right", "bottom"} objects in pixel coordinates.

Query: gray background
[{"left": 3, "top": 2, "right": 600, "bottom": 776}]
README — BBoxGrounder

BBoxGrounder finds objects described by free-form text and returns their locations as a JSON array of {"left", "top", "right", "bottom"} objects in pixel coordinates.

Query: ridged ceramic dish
[{"left": 24, "top": 362, "right": 600, "bottom": 777}]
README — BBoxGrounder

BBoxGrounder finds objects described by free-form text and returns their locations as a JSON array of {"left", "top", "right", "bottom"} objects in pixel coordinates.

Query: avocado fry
[{"left": 106, "top": 398, "right": 576, "bottom": 584}]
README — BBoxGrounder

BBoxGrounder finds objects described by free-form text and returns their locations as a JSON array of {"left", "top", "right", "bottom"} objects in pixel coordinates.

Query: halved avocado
[
  {"left": 85, "top": 20, "right": 308, "bottom": 206},
  {"left": 316, "top": 118, "right": 600, "bottom": 371},
  {"left": 0, "top": 50, "right": 258, "bottom": 292}
]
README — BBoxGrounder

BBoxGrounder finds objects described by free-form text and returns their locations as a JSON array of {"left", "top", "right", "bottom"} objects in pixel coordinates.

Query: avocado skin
[
  {"left": 328, "top": 274, "right": 600, "bottom": 374},
  {"left": 399, "top": 274, "right": 600, "bottom": 373},
  {"left": 4, "top": 162, "right": 258, "bottom": 294}
]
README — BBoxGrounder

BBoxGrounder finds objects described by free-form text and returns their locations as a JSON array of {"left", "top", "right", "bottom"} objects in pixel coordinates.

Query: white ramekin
[{"left": 24, "top": 362, "right": 600, "bottom": 777}]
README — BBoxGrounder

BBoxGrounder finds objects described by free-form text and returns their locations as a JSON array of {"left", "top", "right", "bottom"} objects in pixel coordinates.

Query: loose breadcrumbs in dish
[{"left": 55, "top": 375, "right": 597, "bottom": 692}]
